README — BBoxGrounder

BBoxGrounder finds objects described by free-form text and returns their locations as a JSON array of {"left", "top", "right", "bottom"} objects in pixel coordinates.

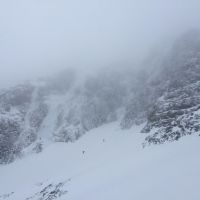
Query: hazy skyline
[{"left": 0, "top": 0, "right": 200, "bottom": 87}]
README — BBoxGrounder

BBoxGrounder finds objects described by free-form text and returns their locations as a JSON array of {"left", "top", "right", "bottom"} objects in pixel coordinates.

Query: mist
[{"left": 1, "top": 0, "right": 200, "bottom": 88}]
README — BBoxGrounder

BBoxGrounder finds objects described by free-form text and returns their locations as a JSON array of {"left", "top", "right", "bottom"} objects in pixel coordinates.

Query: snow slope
[{"left": 0, "top": 122, "right": 199, "bottom": 200}]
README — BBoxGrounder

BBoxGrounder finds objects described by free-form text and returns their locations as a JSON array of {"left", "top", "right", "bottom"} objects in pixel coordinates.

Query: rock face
[
  {"left": 0, "top": 180, "right": 69, "bottom": 200},
  {"left": 142, "top": 30, "right": 200, "bottom": 145},
  {"left": 1, "top": 30, "right": 200, "bottom": 164},
  {"left": 0, "top": 84, "right": 34, "bottom": 163}
]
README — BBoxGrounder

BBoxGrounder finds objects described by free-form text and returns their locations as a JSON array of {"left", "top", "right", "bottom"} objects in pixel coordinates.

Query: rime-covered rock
[{"left": 143, "top": 30, "right": 200, "bottom": 145}]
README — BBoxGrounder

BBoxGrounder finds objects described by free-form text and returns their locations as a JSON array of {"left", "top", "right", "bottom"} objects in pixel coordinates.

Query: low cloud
[{"left": 0, "top": 0, "right": 200, "bottom": 87}]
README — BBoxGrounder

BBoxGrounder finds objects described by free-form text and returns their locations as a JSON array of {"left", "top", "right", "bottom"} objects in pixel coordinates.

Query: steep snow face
[
  {"left": 0, "top": 68, "right": 132, "bottom": 164},
  {"left": 0, "top": 123, "right": 199, "bottom": 200}
]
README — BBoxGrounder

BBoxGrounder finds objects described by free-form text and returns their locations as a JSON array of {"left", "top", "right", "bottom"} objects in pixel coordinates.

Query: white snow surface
[{"left": 0, "top": 122, "right": 200, "bottom": 200}]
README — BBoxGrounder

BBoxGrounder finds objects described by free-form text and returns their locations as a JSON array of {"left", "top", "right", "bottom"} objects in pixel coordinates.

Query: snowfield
[{"left": 0, "top": 122, "right": 200, "bottom": 200}]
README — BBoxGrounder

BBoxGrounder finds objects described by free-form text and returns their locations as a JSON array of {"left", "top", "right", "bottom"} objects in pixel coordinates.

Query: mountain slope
[
  {"left": 1, "top": 30, "right": 200, "bottom": 164},
  {"left": 0, "top": 123, "right": 199, "bottom": 200},
  {"left": 142, "top": 30, "right": 200, "bottom": 144},
  {"left": 0, "top": 68, "right": 133, "bottom": 164}
]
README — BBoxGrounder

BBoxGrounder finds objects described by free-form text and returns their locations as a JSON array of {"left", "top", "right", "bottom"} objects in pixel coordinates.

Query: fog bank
[{"left": 0, "top": 0, "right": 200, "bottom": 87}]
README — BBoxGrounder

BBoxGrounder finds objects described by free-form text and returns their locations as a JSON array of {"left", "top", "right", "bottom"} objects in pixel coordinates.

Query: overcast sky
[{"left": 0, "top": 0, "right": 200, "bottom": 88}]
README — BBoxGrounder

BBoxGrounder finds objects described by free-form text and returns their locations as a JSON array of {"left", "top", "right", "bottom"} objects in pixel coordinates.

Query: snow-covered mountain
[
  {"left": 1, "top": 30, "right": 200, "bottom": 165},
  {"left": 142, "top": 30, "right": 200, "bottom": 144},
  {"left": 0, "top": 29, "right": 200, "bottom": 199},
  {"left": 0, "top": 67, "right": 134, "bottom": 164}
]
